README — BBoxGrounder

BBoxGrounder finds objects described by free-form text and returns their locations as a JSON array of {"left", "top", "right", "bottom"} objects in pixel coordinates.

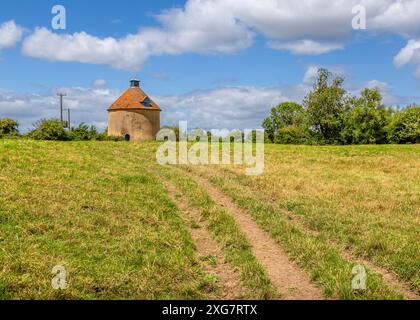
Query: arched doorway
[{"left": 124, "top": 134, "right": 131, "bottom": 142}]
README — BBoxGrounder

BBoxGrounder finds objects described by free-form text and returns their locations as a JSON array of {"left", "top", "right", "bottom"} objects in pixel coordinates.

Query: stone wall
[{"left": 108, "top": 109, "right": 160, "bottom": 141}]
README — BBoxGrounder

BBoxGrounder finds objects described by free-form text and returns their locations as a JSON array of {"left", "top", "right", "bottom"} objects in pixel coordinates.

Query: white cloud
[
  {"left": 142, "top": 0, "right": 254, "bottom": 55},
  {"left": 93, "top": 79, "right": 107, "bottom": 88},
  {"left": 0, "top": 20, "right": 23, "bottom": 51},
  {"left": 394, "top": 39, "right": 420, "bottom": 68},
  {"left": 0, "top": 86, "right": 120, "bottom": 132},
  {"left": 370, "top": 0, "right": 420, "bottom": 36},
  {"left": 225, "top": 0, "right": 356, "bottom": 39},
  {"left": 362, "top": 80, "right": 402, "bottom": 105},
  {"left": 155, "top": 86, "right": 288, "bottom": 129},
  {"left": 268, "top": 40, "right": 343, "bottom": 55},
  {"left": 21, "top": 0, "right": 253, "bottom": 70},
  {"left": 22, "top": 28, "right": 150, "bottom": 70},
  {"left": 1, "top": 85, "right": 286, "bottom": 132},
  {"left": 20, "top": 0, "right": 420, "bottom": 70},
  {"left": 393, "top": 38, "right": 420, "bottom": 78}
]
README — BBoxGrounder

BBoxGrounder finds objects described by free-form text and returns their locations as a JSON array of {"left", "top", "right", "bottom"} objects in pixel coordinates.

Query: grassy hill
[{"left": 0, "top": 140, "right": 418, "bottom": 300}]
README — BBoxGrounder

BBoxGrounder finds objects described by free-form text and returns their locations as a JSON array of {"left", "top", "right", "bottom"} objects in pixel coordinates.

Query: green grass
[
  {"left": 184, "top": 144, "right": 419, "bottom": 298},
  {"left": 147, "top": 164, "right": 277, "bottom": 299},
  {"left": 0, "top": 140, "right": 418, "bottom": 300},
  {"left": 0, "top": 140, "right": 215, "bottom": 299},
  {"left": 192, "top": 170, "right": 402, "bottom": 299}
]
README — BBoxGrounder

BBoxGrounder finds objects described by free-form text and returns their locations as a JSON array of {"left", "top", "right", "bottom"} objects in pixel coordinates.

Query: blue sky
[{"left": 1, "top": 0, "right": 420, "bottom": 131}]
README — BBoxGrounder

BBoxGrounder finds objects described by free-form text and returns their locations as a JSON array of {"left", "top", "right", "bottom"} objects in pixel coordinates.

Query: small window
[{"left": 143, "top": 98, "right": 151, "bottom": 107}]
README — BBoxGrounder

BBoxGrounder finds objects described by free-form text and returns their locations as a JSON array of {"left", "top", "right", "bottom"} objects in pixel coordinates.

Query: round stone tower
[{"left": 107, "top": 78, "right": 161, "bottom": 141}]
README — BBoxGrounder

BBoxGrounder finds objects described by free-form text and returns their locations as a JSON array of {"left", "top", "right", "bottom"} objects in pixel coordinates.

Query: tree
[
  {"left": 0, "top": 118, "right": 19, "bottom": 136},
  {"left": 68, "top": 123, "right": 99, "bottom": 141},
  {"left": 342, "top": 88, "right": 391, "bottom": 144},
  {"left": 387, "top": 105, "right": 420, "bottom": 144},
  {"left": 304, "top": 68, "right": 348, "bottom": 144},
  {"left": 274, "top": 126, "right": 309, "bottom": 145},
  {"left": 28, "top": 119, "right": 68, "bottom": 141},
  {"left": 262, "top": 102, "right": 306, "bottom": 142}
]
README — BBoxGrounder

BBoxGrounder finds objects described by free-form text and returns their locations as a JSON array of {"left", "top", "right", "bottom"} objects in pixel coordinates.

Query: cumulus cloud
[
  {"left": 141, "top": 0, "right": 254, "bottom": 55},
  {"left": 0, "top": 20, "right": 24, "bottom": 51},
  {"left": 370, "top": 0, "right": 420, "bottom": 36},
  {"left": 22, "top": 0, "right": 253, "bottom": 70},
  {"left": 20, "top": 0, "right": 420, "bottom": 70},
  {"left": 156, "top": 86, "right": 288, "bottom": 129},
  {"left": 22, "top": 28, "right": 150, "bottom": 70}
]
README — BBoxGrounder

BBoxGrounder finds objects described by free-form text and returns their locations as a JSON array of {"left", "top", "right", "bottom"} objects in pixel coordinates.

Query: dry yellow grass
[{"left": 188, "top": 144, "right": 420, "bottom": 296}]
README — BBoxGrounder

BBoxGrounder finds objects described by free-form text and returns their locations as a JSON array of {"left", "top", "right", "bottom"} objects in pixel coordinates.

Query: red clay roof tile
[{"left": 108, "top": 87, "right": 161, "bottom": 111}]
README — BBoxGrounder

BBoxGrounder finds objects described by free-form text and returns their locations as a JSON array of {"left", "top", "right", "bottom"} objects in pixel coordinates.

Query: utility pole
[
  {"left": 67, "top": 108, "right": 71, "bottom": 130},
  {"left": 57, "top": 92, "right": 67, "bottom": 124}
]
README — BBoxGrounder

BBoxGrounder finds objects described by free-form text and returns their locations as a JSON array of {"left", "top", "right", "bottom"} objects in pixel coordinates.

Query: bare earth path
[
  {"left": 189, "top": 172, "right": 324, "bottom": 300},
  {"left": 275, "top": 210, "right": 420, "bottom": 300},
  {"left": 164, "top": 180, "right": 244, "bottom": 299},
  {"left": 244, "top": 191, "right": 420, "bottom": 300}
]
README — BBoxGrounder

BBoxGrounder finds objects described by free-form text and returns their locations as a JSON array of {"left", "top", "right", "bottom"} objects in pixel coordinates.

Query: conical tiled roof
[{"left": 108, "top": 86, "right": 161, "bottom": 111}]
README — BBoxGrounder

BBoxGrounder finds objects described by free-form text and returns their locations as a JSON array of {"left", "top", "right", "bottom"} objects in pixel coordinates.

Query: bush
[
  {"left": 0, "top": 118, "right": 19, "bottom": 138},
  {"left": 387, "top": 105, "right": 420, "bottom": 144},
  {"left": 28, "top": 119, "right": 68, "bottom": 141},
  {"left": 274, "top": 126, "right": 309, "bottom": 144},
  {"left": 68, "top": 123, "right": 98, "bottom": 141}
]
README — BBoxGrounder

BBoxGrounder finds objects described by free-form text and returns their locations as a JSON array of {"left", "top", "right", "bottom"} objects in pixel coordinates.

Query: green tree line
[
  {"left": 0, "top": 118, "right": 122, "bottom": 141},
  {"left": 263, "top": 68, "right": 419, "bottom": 145}
]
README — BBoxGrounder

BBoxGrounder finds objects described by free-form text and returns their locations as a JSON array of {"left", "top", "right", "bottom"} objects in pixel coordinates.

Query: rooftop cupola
[{"left": 130, "top": 78, "right": 140, "bottom": 88}]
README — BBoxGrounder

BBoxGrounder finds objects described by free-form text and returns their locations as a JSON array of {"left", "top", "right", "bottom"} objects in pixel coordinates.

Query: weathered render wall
[{"left": 108, "top": 109, "right": 160, "bottom": 141}]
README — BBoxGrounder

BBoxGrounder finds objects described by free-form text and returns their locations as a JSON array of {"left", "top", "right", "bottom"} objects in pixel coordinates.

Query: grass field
[{"left": 0, "top": 140, "right": 418, "bottom": 300}]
